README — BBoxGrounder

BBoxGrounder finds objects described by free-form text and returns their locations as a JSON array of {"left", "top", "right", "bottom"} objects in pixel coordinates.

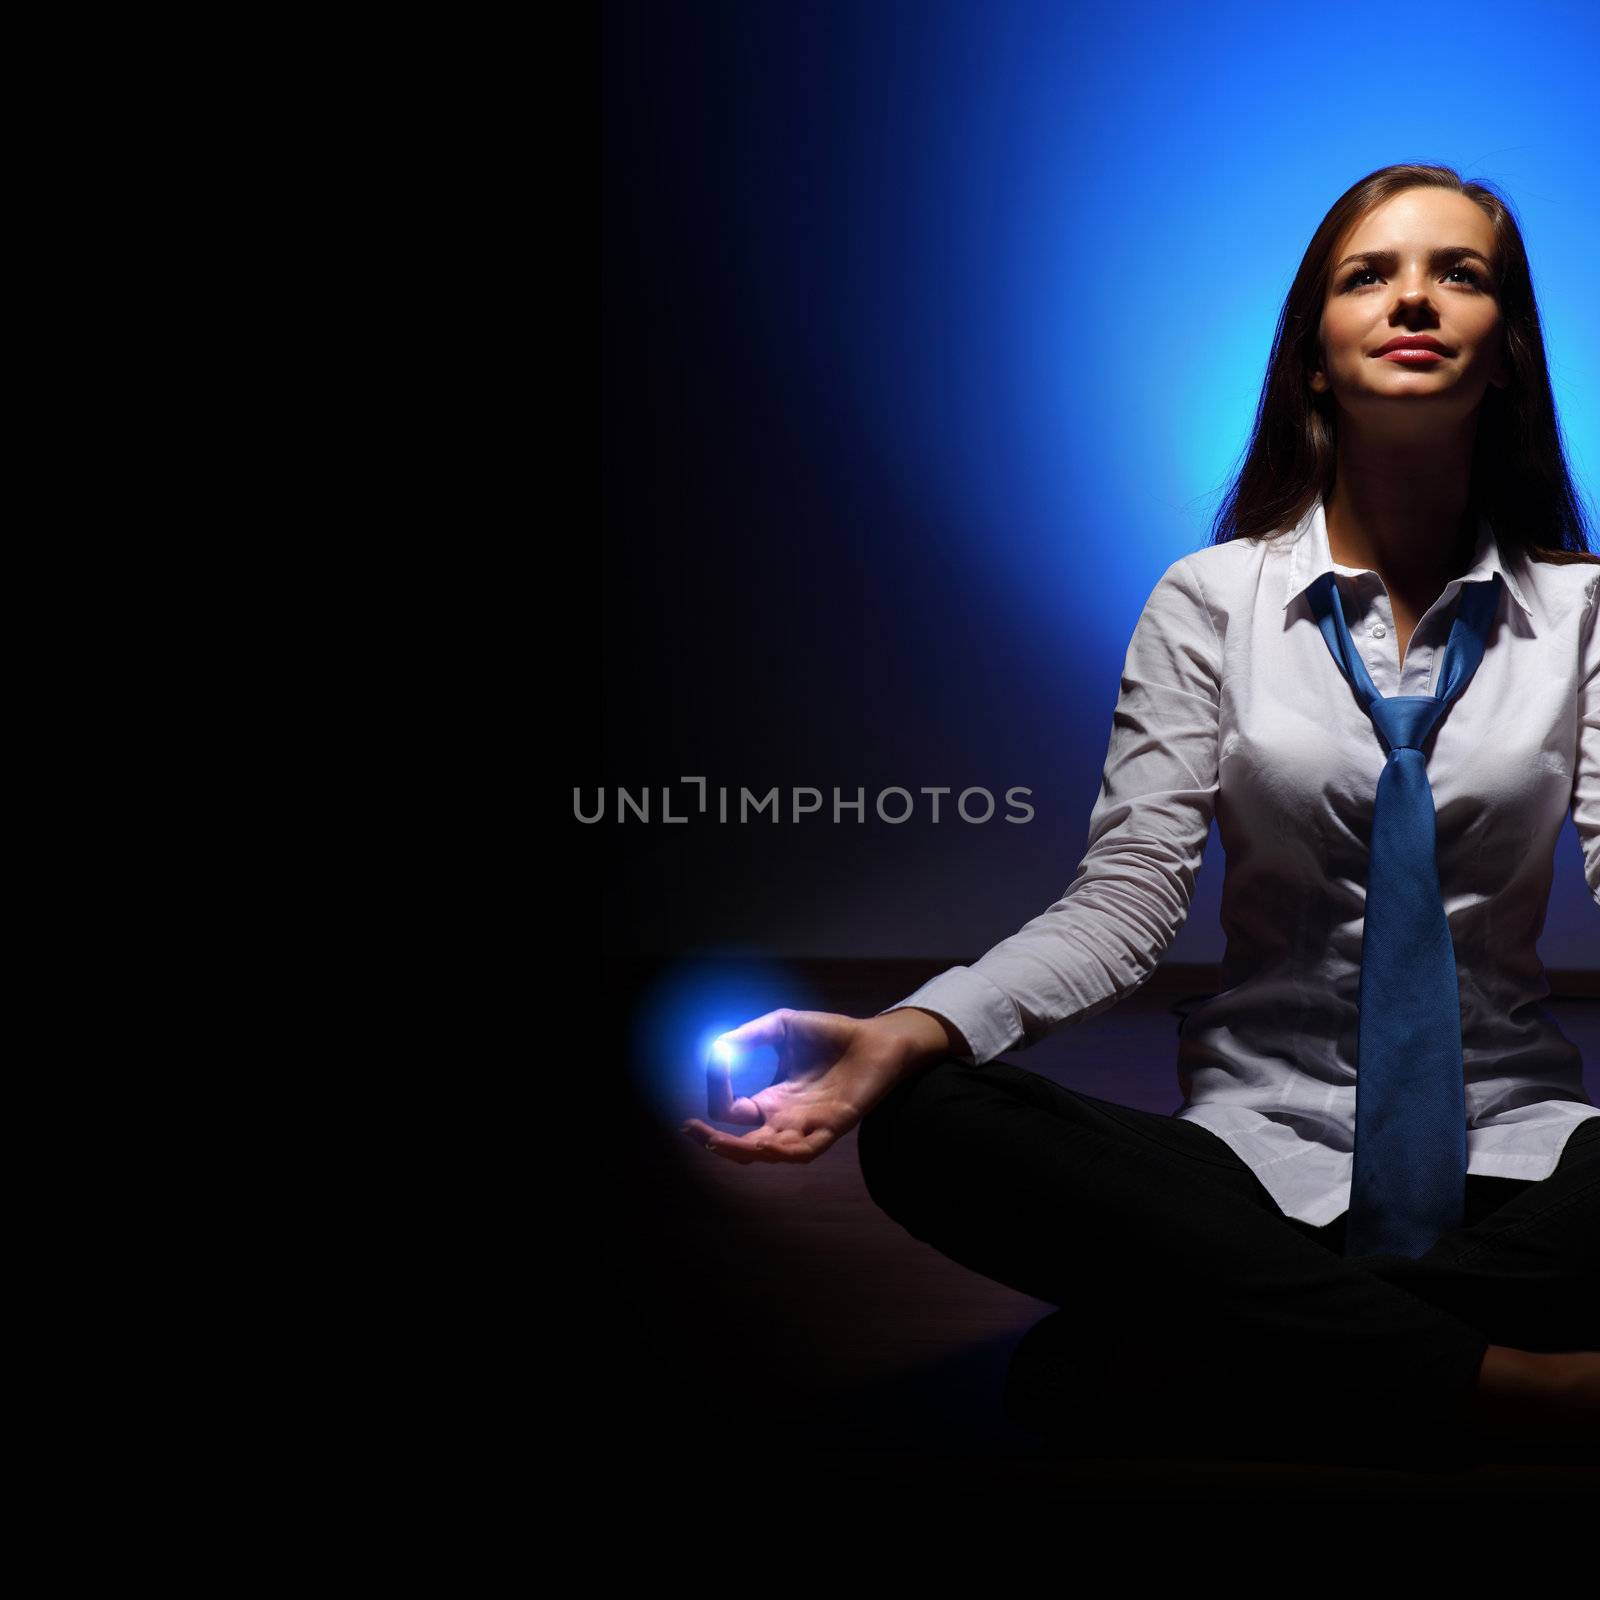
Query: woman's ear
[{"left": 1308, "top": 330, "right": 1329, "bottom": 394}]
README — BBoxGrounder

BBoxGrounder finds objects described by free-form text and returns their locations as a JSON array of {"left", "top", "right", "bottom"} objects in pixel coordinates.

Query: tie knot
[{"left": 1368, "top": 694, "right": 1447, "bottom": 753}]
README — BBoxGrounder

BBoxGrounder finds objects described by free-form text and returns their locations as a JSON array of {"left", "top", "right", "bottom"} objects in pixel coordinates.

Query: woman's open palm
[{"left": 682, "top": 1007, "right": 912, "bottom": 1165}]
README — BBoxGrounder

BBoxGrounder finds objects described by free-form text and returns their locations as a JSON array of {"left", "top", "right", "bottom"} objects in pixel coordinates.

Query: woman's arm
[
  {"left": 876, "top": 555, "right": 1224, "bottom": 1063},
  {"left": 1572, "top": 572, "right": 1600, "bottom": 910}
]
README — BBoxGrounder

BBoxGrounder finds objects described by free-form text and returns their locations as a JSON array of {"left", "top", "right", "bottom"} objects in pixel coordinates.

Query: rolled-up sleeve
[
  {"left": 876, "top": 556, "right": 1224, "bottom": 1064},
  {"left": 1573, "top": 574, "right": 1600, "bottom": 909}
]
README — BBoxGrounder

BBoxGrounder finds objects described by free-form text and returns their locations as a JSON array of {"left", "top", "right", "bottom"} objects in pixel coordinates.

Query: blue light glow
[{"left": 629, "top": 952, "right": 822, "bottom": 1130}]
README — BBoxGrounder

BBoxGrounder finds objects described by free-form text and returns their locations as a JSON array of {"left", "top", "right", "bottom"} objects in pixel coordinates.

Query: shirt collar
[{"left": 1280, "top": 496, "right": 1532, "bottom": 618}]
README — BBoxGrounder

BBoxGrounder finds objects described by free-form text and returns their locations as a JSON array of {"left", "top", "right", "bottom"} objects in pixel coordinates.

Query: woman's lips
[{"left": 1378, "top": 348, "right": 1447, "bottom": 363}]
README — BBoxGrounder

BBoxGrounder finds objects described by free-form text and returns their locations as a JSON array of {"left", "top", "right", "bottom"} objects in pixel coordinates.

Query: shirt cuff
[{"left": 874, "top": 965, "right": 1027, "bottom": 1065}]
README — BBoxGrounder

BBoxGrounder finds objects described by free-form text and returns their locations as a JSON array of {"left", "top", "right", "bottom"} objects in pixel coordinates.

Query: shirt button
[{"left": 1372, "top": 624, "right": 1387, "bottom": 638}]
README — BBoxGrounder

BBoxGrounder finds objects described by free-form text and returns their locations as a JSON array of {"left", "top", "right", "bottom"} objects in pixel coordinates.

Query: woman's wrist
[{"left": 871, "top": 1007, "right": 971, "bottom": 1070}]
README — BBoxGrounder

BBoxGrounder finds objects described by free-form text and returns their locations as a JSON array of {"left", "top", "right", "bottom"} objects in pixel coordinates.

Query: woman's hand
[{"left": 682, "top": 1007, "right": 963, "bottom": 1165}]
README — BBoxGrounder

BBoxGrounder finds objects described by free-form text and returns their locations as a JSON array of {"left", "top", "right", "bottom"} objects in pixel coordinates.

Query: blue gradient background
[{"left": 598, "top": 0, "right": 1599, "bottom": 973}]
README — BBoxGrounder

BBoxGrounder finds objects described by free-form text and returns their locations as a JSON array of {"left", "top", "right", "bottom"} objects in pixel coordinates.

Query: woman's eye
[{"left": 1340, "top": 265, "right": 1483, "bottom": 291}]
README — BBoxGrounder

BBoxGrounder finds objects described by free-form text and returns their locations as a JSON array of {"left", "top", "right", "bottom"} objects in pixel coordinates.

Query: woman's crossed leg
[{"left": 854, "top": 1055, "right": 1596, "bottom": 1464}]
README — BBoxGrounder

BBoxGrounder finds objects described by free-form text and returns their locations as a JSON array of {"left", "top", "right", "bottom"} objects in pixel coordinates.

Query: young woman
[{"left": 682, "top": 163, "right": 1600, "bottom": 1467}]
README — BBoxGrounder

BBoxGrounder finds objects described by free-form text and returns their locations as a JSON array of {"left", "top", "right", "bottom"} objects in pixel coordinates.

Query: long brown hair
[{"left": 1206, "top": 163, "right": 1598, "bottom": 566}]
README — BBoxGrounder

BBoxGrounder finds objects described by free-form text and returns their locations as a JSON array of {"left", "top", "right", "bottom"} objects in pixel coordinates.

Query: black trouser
[{"left": 856, "top": 1056, "right": 1600, "bottom": 1466}]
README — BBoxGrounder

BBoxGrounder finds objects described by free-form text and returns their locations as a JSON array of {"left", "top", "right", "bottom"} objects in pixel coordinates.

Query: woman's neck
[{"left": 1325, "top": 440, "right": 1478, "bottom": 604}]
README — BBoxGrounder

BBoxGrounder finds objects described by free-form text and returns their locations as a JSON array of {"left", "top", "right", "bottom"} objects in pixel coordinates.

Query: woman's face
[{"left": 1310, "top": 187, "right": 1509, "bottom": 427}]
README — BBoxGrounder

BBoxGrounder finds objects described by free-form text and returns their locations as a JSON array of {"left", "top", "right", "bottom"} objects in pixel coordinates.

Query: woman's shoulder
[
  {"left": 1526, "top": 546, "right": 1600, "bottom": 567},
  {"left": 1169, "top": 534, "right": 1277, "bottom": 574},
  {"left": 1162, "top": 533, "right": 1283, "bottom": 598},
  {"left": 1514, "top": 544, "right": 1600, "bottom": 631}
]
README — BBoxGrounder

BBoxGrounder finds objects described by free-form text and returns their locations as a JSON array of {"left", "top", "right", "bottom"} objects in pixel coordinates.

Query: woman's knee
[{"left": 856, "top": 1055, "right": 974, "bottom": 1211}]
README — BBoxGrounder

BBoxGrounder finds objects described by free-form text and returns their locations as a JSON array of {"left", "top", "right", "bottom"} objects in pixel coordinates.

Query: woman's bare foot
[{"left": 1455, "top": 1346, "right": 1600, "bottom": 1453}]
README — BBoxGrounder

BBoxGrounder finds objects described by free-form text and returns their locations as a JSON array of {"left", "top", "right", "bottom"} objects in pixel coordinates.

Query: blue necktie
[{"left": 1305, "top": 570, "right": 1501, "bottom": 1261}]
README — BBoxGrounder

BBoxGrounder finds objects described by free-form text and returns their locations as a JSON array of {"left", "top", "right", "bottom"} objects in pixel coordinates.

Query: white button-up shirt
[{"left": 879, "top": 497, "right": 1600, "bottom": 1226}]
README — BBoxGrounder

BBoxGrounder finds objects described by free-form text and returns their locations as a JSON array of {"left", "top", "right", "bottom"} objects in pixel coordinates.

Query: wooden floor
[{"left": 598, "top": 960, "right": 1600, "bottom": 1504}]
